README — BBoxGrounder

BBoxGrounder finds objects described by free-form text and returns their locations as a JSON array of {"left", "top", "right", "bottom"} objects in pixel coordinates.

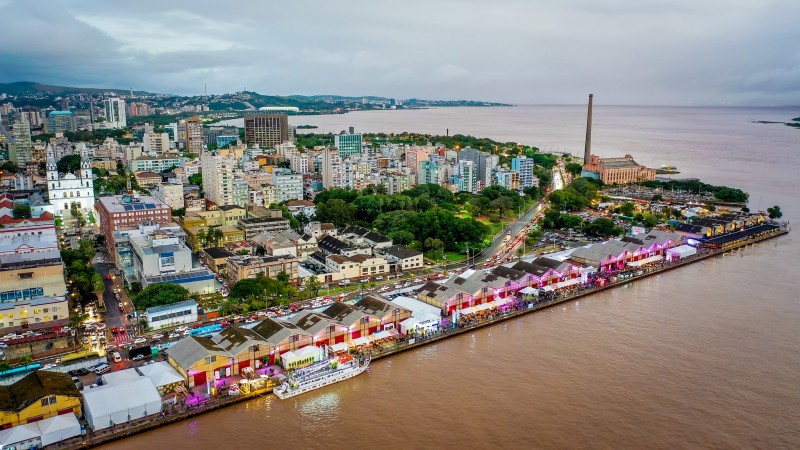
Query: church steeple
[{"left": 46, "top": 145, "right": 57, "bottom": 181}]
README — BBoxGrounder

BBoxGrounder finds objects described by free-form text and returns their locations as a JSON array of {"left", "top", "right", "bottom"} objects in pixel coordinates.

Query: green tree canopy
[
  {"left": 767, "top": 205, "right": 782, "bottom": 219},
  {"left": 57, "top": 154, "right": 82, "bottom": 173},
  {"left": 565, "top": 162, "right": 583, "bottom": 176},
  {"left": 133, "top": 283, "right": 190, "bottom": 310},
  {"left": 12, "top": 205, "right": 31, "bottom": 219}
]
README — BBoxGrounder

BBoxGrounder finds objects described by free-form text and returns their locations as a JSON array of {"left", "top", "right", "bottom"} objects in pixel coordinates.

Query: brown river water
[{"left": 106, "top": 106, "right": 800, "bottom": 449}]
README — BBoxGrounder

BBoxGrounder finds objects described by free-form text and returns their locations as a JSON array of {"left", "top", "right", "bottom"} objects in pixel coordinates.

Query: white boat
[{"left": 274, "top": 354, "right": 370, "bottom": 399}]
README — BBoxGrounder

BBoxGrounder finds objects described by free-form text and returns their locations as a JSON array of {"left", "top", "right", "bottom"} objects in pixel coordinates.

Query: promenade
[{"left": 55, "top": 226, "right": 788, "bottom": 449}]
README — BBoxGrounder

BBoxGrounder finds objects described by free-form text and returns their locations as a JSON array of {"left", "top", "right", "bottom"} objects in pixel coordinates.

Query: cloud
[{"left": 0, "top": 0, "right": 798, "bottom": 105}]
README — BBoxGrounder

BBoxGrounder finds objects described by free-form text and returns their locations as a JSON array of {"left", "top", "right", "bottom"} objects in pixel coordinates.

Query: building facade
[
  {"left": 46, "top": 145, "right": 94, "bottom": 217},
  {"left": 184, "top": 116, "right": 204, "bottom": 154},
  {"left": 225, "top": 255, "right": 300, "bottom": 285},
  {"left": 334, "top": 131, "right": 362, "bottom": 159},
  {"left": 582, "top": 154, "right": 656, "bottom": 184},
  {"left": 104, "top": 97, "right": 127, "bottom": 128},
  {"left": 244, "top": 114, "right": 289, "bottom": 149},
  {"left": 96, "top": 195, "right": 172, "bottom": 262},
  {"left": 9, "top": 118, "right": 32, "bottom": 166}
]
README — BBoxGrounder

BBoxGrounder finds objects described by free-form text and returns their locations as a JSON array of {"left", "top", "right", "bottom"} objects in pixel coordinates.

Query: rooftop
[{"left": 97, "top": 195, "right": 169, "bottom": 214}]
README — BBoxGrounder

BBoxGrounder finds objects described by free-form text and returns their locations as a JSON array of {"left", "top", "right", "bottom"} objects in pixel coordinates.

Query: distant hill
[{"left": 0, "top": 81, "right": 154, "bottom": 96}]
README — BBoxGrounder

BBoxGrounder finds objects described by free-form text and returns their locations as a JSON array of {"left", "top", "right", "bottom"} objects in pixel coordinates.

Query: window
[
  {"left": 204, "top": 356, "right": 216, "bottom": 364},
  {"left": 49, "top": 396, "right": 56, "bottom": 404},
  {"left": 19, "top": 272, "right": 33, "bottom": 280}
]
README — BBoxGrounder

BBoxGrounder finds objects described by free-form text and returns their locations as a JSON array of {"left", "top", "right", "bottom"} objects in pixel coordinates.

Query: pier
[{"left": 56, "top": 226, "right": 788, "bottom": 449}]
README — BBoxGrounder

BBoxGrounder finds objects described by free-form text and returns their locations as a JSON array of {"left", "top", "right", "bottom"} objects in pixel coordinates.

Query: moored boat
[{"left": 274, "top": 353, "right": 370, "bottom": 399}]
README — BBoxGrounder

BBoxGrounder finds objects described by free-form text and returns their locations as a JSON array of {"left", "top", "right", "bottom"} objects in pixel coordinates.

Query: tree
[
  {"left": 565, "top": 162, "right": 583, "bottom": 177},
  {"left": 642, "top": 213, "right": 659, "bottom": 228},
  {"left": 583, "top": 218, "right": 621, "bottom": 237},
  {"left": 229, "top": 279, "right": 262, "bottom": 301},
  {"left": 12, "top": 205, "right": 31, "bottom": 219},
  {"left": 276, "top": 271, "right": 290, "bottom": 286},
  {"left": 91, "top": 272, "right": 105, "bottom": 302},
  {"left": 651, "top": 194, "right": 663, "bottom": 202},
  {"left": 188, "top": 173, "right": 202, "bottom": 186},
  {"left": 172, "top": 207, "right": 186, "bottom": 217},
  {"left": 196, "top": 228, "right": 207, "bottom": 249},
  {"left": 0, "top": 161, "right": 19, "bottom": 174},
  {"left": 316, "top": 199, "right": 356, "bottom": 227},
  {"left": 618, "top": 202, "right": 636, "bottom": 217},
  {"left": 133, "top": 283, "right": 189, "bottom": 309},
  {"left": 305, "top": 275, "right": 321, "bottom": 298},
  {"left": 491, "top": 196, "right": 515, "bottom": 218},
  {"left": 767, "top": 205, "right": 783, "bottom": 219},
  {"left": 57, "top": 155, "right": 82, "bottom": 173}
]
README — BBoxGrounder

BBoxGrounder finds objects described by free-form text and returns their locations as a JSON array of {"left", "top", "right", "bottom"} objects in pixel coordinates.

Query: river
[{"left": 106, "top": 106, "right": 800, "bottom": 449}]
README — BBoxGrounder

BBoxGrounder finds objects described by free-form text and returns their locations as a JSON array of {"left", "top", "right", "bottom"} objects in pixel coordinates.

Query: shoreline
[{"left": 56, "top": 227, "right": 789, "bottom": 449}]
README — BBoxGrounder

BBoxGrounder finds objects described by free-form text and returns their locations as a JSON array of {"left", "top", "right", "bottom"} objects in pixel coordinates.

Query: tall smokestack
[{"left": 584, "top": 94, "right": 593, "bottom": 165}]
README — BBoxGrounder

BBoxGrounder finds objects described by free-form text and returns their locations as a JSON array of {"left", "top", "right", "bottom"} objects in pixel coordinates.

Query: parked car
[
  {"left": 131, "top": 354, "right": 146, "bottom": 361},
  {"left": 151, "top": 334, "right": 164, "bottom": 340},
  {"left": 133, "top": 337, "right": 147, "bottom": 345}
]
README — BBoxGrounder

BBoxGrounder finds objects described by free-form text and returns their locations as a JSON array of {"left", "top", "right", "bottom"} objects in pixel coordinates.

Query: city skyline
[{"left": 1, "top": 0, "right": 799, "bottom": 106}]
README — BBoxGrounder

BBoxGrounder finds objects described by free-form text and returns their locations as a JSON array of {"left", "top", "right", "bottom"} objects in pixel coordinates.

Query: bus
[
  {"left": 190, "top": 323, "right": 222, "bottom": 337},
  {"left": 60, "top": 350, "right": 100, "bottom": 365},
  {"left": 0, "top": 363, "right": 42, "bottom": 379}
]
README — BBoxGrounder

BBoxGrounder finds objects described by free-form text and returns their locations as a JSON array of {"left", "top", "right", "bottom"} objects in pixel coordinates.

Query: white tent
[
  {"left": 83, "top": 378, "right": 162, "bottom": 431},
  {"left": 37, "top": 414, "right": 82, "bottom": 447},
  {"left": 627, "top": 255, "right": 663, "bottom": 267},
  {"left": 667, "top": 245, "right": 697, "bottom": 260},
  {"left": 137, "top": 362, "right": 185, "bottom": 391},
  {"left": 519, "top": 286, "right": 537, "bottom": 295},
  {"left": 370, "top": 330, "right": 390, "bottom": 340},
  {"left": 399, "top": 317, "right": 420, "bottom": 335},
  {"left": 0, "top": 423, "right": 40, "bottom": 449},
  {"left": 390, "top": 296, "right": 441, "bottom": 322},
  {"left": 101, "top": 367, "right": 141, "bottom": 385},
  {"left": 329, "top": 342, "right": 349, "bottom": 353},
  {"left": 352, "top": 337, "right": 370, "bottom": 346},
  {"left": 554, "top": 278, "right": 583, "bottom": 289}
]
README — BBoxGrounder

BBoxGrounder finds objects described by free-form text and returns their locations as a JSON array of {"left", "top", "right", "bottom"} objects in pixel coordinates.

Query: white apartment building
[
  {"left": 200, "top": 151, "right": 236, "bottom": 206},
  {"left": 151, "top": 181, "right": 185, "bottom": 210},
  {"left": 273, "top": 171, "right": 304, "bottom": 203},
  {"left": 104, "top": 97, "right": 127, "bottom": 128},
  {"left": 290, "top": 153, "right": 310, "bottom": 174},
  {"left": 143, "top": 132, "right": 171, "bottom": 155}
]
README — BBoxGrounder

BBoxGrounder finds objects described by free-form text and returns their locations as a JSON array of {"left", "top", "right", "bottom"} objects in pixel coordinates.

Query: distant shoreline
[{"left": 752, "top": 117, "right": 800, "bottom": 129}]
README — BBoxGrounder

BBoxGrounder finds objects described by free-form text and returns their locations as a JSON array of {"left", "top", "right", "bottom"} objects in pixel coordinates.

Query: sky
[{"left": 0, "top": 0, "right": 799, "bottom": 106}]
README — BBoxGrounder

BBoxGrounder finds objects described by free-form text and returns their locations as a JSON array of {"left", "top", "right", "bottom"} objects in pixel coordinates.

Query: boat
[
  {"left": 656, "top": 164, "right": 681, "bottom": 174},
  {"left": 274, "top": 353, "right": 370, "bottom": 399}
]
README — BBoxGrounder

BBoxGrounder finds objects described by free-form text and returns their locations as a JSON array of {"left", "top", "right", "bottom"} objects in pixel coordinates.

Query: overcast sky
[{"left": 1, "top": 0, "right": 798, "bottom": 105}]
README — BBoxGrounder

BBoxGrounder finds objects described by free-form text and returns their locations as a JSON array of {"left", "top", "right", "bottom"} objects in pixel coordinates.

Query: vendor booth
[
  {"left": 666, "top": 245, "right": 697, "bottom": 261},
  {"left": 626, "top": 255, "right": 663, "bottom": 267},
  {"left": 282, "top": 346, "right": 323, "bottom": 370}
]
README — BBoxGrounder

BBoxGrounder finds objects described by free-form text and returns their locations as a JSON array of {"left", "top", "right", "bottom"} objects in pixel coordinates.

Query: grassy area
[{"left": 423, "top": 250, "right": 468, "bottom": 263}]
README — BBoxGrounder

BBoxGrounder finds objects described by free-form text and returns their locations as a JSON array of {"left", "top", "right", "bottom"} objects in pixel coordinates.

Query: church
[{"left": 46, "top": 143, "right": 95, "bottom": 217}]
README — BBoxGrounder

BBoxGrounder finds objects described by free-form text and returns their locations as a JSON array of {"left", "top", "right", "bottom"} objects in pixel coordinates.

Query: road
[{"left": 442, "top": 167, "right": 565, "bottom": 270}]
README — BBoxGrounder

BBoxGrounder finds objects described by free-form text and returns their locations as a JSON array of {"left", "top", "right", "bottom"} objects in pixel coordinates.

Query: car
[
  {"left": 133, "top": 337, "right": 147, "bottom": 345},
  {"left": 131, "top": 354, "right": 146, "bottom": 361},
  {"left": 69, "top": 369, "right": 80, "bottom": 377},
  {"left": 106, "top": 344, "right": 116, "bottom": 351},
  {"left": 176, "top": 326, "right": 189, "bottom": 333},
  {"left": 82, "top": 337, "right": 89, "bottom": 344},
  {"left": 220, "top": 320, "right": 231, "bottom": 327},
  {"left": 45, "top": 341, "right": 53, "bottom": 350},
  {"left": 77, "top": 368, "right": 90, "bottom": 376},
  {"left": 168, "top": 332, "right": 180, "bottom": 340},
  {"left": 375, "top": 276, "right": 384, "bottom": 281},
  {"left": 360, "top": 278, "right": 369, "bottom": 283},
  {"left": 151, "top": 333, "right": 164, "bottom": 340},
  {"left": 42, "top": 363, "right": 56, "bottom": 370},
  {"left": 244, "top": 318, "right": 255, "bottom": 324}
]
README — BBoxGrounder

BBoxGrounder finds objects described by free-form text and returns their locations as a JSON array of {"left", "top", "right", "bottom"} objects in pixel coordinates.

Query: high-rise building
[
  {"left": 455, "top": 160, "right": 478, "bottom": 193},
  {"left": 290, "top": 153, "right": 311, "bottom": 174},
  {"left": 418, "top": 160, "right": 439, "bottom": 186},
  {"left": 321, "top": 147, "right": 340, "bottom": 189},
  {"left": 47, "top": 111, "right": 76, "bottom": 133},
  {"left": 104, "top": 97, "right": 126, "bottom": 128},
  {"left": 184, "top": 116, "right": 204, "bottom": 154},
  {"left": 334, "top": 129, "right": 362, "bottom": 159},
  {"left": 273, "top": 170, "right": 304, "bottom": 203},
  {"left": 457, "top": 147, "right": 497, "bottom": 191},
  {"left": 511, "top": 156, "right": 535, "bottom": 188},
  {"left": 232, "top": 178, "right": 249, "bottom": 208},
  {"left": 244, "top": 114, "right": 289, "bottom": 149},
  {"left": 143, "top": 132, "right": 171, "bottom": 154},
  {"left": 9, "top": 118, "right": 32, "bottom": 166},
  {"left": 200, "top": 151, "right": 237, "bottom": 206}
]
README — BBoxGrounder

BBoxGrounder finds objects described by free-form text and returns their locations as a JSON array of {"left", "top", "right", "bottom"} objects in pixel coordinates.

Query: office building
[
  {"left": 244, "top": 114, "right": 289, "bottom": 149},
  {"left": 226, "top": 254, "right": 300, "bottom": 285},
  {"left": 104, "top": 97, "right": 126, "bottom": 128},
  {"left": 9, "top": 118, "right": 31, "bottom": 166},
  {"left": 47, "top": 111, "right": 76, "bottom": 133},
  {"left": 184, "top": 116, "right": 204, "bottom": 154},
  {"left": 151, "top": 181, "right": 185, "bottom": 210},
  {"left": 334, "top": 129, "right": 362, "bottom": 159},
  {"left": 95, "top": 195, "right": 172, "bottom": 261}
]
